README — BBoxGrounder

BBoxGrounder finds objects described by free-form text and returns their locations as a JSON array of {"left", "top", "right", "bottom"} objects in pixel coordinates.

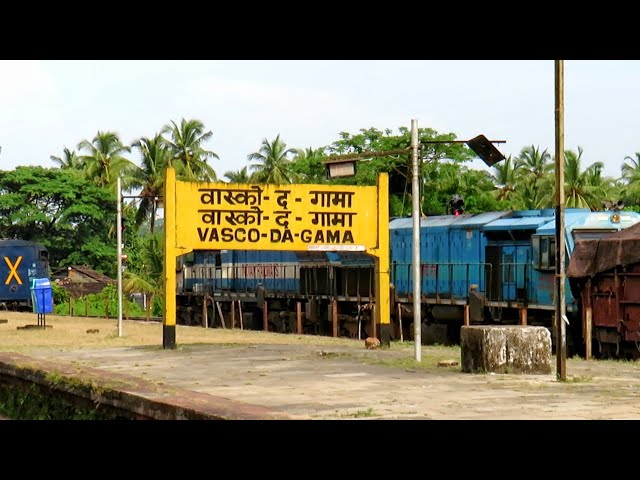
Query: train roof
[
  {"left": 326, "top": 251, "right": 373, "bottom": 265},
  {"left": 483, "top": 215, "right": 554, "bottom": 231},
  {"left": 536, "top": 210, "right": 640, "bottom": 253},
  {"left": 0, "top": 239, "right": 44, "bottom": 248},
  {"left": 389, "top": 211, "right": 510, "bottom": 230},
  {"left": 535, "top": 210, "right": 636, "bottom": 236},
  {"left": 575, "top": 211, "right": 640, "bottom": 230},
  {"left": 389, "top": 215, "right": 452, "bottom": 229},
  {"left": 449, "top": 211, "right": 512, "bottom": 228}
]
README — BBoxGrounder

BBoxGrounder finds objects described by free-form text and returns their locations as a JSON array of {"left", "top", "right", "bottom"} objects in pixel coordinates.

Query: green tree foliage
[
  {"left": 162, "top": 118, "right": 219, "bottom": 181},
  {"left": 130, "top": 134, "right": 170, "bottom": 233},
  {"left": 123, "top": 232, "right": 164, "bottom": 319},
  {"left": 290, "top": 147, "right": 328, "bottom": 184},
  {"left": 621, "top": 152, "right": 640, "bottom": 205},
  {"left": 50, "top": 147, "right": 82, "bottom": 171},
  {"left": 512, "top": 145, "right": 552, "bottom": 209},
  {"left": 536, "top": 147, "right": 614, "bottom": 209},
  {"left": 0, "top": 166, "right": 117, "bottom": 276},
  {"left": 53, "top": 284, "right": 146, "bottom": 318},
  {"left": 492, "top": 155, "right": 519, "bottom": 204},
  {"left": 223, "top": 166, "right": 251, "bottom": 183},
  {"left": 323, "top": 127, "right": 479, "bottom": 216},
  {"left": 77, "top": 131, "right": 136, "bottom": 191},
  {"left": 248, "top": 134, "right": 297, "bottom": 184}
]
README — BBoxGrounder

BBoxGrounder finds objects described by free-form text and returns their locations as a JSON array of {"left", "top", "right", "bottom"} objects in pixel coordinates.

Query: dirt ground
[{"left": 2, "top": 311, "right": 640, "bottom": 419}]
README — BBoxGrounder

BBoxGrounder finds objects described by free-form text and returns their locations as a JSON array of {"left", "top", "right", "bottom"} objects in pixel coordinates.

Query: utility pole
[
  {"left": 323, "top": 122, "right": 505, "bottom": 363},
  {"left": 117, "top": 176, "right": 123, "bottom": 338},
  {"left": 555, "top": 60, "right": 567, "bottom": 380},
  {"left": 411, "top": 119, "right": 422, "bottom": 362}
]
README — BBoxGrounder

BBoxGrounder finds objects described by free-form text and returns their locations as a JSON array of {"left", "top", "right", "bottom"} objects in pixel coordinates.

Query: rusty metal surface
[
  {"left": 588, "top": 264, "right": 640, "bottom": 342},
  {"left": 568, "top": 221, "right": 640, "bottom": 278}
]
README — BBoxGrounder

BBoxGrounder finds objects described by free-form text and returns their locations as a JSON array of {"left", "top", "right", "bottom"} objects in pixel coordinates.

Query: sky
[{"left": 1, "top": 60, "right": 639, "bottom": 180}]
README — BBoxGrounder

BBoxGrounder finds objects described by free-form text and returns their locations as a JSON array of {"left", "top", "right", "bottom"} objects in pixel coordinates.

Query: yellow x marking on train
[{"left": 4, "top": 256, "right": 23, "bottom": 285}]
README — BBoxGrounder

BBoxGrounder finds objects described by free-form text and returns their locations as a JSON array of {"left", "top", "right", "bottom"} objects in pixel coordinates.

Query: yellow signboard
[
  {"left": 163, "top": 167, "right": 389, "bottom": 350},
  {"left": 173, "top": 181, "right": 379, "bottom": 251}
]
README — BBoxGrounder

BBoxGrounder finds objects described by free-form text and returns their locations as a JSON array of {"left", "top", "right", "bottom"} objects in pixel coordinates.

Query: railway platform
[{"left": 2, "top": 338, "right": 640, "bottom": 420}]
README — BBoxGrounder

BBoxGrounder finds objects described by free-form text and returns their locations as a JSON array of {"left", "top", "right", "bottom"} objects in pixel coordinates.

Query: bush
[{"left": 54, "top": 284, "right": 147, "bottom": 318}]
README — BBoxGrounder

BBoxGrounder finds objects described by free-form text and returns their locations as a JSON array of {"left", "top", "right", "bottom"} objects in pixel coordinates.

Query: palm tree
[
  {"left": 513, "top": 145, "right": 552, "bottom": 206},
  {"left": 564, "top": 147, "right": 610, "bottom": 209},
  {"left": 622, "top": 152, "right": 640, "bottom": 182},
  {"left": 620, "top": 153, "right": 640, "bottom": 204},
  {"left": 512, "top": 179, "right": 545, "bottom": 210},
  {"left": 492, "top": 155, "right": 520, "bottom": 203},
  {"left": 162, "top": 118, "right": 218, "bottom": 181},
  {"left": 123, "top": 232, "right": 163, "bottom": 321},
  {"left": 50, "top": 147, "right": 83, "bottom": 171},
  {"left": 223, "top": 166, "right": 251, "bottom": 183},
  {"left": 77, "top": 131, "right": 135, "bottom": 190},
  {"left": 247, "top": 134, "right": 297, "bottom": 184},
  {"left": 537, "top": 147, "right": 610, "bottom": 209},
  {"left": 514, "top": 145, "right": 552, "bottom": 180},
  {"left": 131, "top": 134, "right": 171, "bottom": 233}
]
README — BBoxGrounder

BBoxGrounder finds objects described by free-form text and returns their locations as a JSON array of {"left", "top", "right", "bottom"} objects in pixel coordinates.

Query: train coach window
[{"left": 532, "top": 236, "right": 556, "bottom": 270}]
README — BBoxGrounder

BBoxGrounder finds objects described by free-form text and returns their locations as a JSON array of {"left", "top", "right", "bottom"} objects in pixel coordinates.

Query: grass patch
[
  {"left": 360, "top": 349, "right": 461, "bottom": 371},
  {"left": 0, "top": 312, "right": 365, "bottom": 353},
  {"left": 345, "top": 408, "right": 376, "bottom": 418},
  {"left": 369, "top": 356, "right": 460, "bottom": 371},
  {"left": 316, "top": 341, "right": 462, "bottom": 371},
  {"left": 559, "top": 374, "right": 594, "bottom": 383},
  {"left": 317, "top": 351, "right": 351, "bottom": 359}
]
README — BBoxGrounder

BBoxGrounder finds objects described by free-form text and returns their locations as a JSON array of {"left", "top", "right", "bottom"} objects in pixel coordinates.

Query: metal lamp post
[{"left": 325, "top": 120, "right": 506, "bottom": 363}]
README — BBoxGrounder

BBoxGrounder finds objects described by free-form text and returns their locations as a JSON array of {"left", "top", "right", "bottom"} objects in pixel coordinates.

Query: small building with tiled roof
[{"left": 53, "top": 265, "right": 115, "bottom": 298}]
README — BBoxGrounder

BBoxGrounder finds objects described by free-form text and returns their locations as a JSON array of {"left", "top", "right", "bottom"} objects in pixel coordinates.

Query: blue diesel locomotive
[
  {"left": 175, "top": 208, "right": 640, "bottom": 347},
  {"left": 0, "top": 239, "right": 50, "bottom": 311}
]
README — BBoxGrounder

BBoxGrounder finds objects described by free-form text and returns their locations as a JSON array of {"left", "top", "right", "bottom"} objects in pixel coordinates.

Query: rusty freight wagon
[{"left": 568, "top": 221, "right": 640, "bottom": 359}]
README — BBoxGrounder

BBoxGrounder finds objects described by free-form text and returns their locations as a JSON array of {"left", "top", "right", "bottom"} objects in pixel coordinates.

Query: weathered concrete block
[{"left": 461, "top": 326, "right": 552, "bottom": 374}]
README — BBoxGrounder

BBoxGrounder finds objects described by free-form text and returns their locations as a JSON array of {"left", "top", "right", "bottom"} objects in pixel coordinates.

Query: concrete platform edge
[{"left": 0, "top": 352, "right": 296, "bottom": 420}]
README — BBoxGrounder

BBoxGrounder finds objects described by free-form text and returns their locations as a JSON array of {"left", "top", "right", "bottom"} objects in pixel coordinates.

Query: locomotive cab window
[
  {"left": 532, "top": 235, "right": 556, "bottom": 270},
  {"left": 39, "top": 250, "right": 49, "bottom": 261}
]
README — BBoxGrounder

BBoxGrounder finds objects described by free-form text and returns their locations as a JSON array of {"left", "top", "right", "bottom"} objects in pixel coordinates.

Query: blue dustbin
[{"left": 30, "top": 278, "right": 53, "bottom": 314}]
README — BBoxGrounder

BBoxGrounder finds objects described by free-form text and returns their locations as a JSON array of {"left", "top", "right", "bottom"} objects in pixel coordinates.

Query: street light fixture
[
  {"left": 465, "top": 135, "right": 506, "bottom": 167},
  {"left": 324, "top": 135, "right": 504, "bottom": 180},
  {"left": 324, "top": 149, "right": 409, "bottom": 180}
]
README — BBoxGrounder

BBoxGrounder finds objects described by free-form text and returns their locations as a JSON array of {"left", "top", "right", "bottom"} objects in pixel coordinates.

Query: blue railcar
[
  {"left": 178, "top": 249, "right": 302, "bottom": 296},
  {"left": 389, "top": 208, "right": 640, "bottom": 347},
  {"left": 481, "top": 209, "right": 559, "bottom": 309},
  {"left": 0, "top": 239, "right": 50, "bottom": 311},
  {"left": 230, "top": 249, "right": 300, "bottom": 293},
  {"left": 174, "top": 208, "right": 640, "bottom": 348},
  {"left": 175, "top": 245, "right": 377, "bottom": 332},
  {"left": 390, "top": 211, "right": 510, "bottom": 301}
]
